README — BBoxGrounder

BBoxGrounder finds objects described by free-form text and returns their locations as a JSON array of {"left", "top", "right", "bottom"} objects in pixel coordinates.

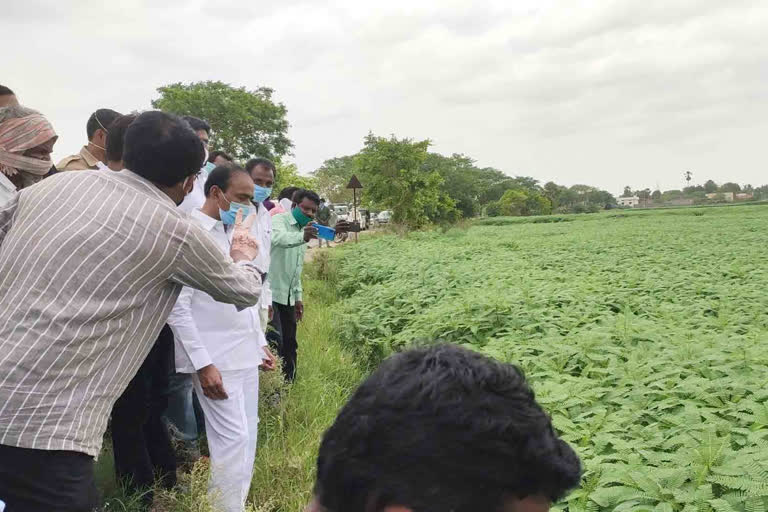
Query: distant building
[
  {"left": 617, "top": 196, "right": 640, "bottom": 207},
  {"left": 706, "top": 192, "right": 734, "bottom": 202},
  {"left": 735, "top": 193, "right": 754, "bottom": 201},
  {"left": 667, "top": 198, "right": 694, "bottom": 206}
]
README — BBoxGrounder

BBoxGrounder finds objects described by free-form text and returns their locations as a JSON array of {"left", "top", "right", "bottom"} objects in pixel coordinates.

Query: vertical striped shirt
[{"left": 0, "top": 169, "right": 262, "bottom": 456}]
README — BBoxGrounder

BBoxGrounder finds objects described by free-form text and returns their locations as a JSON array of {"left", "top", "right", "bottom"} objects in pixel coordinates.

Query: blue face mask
[
  {"left": 253, "top": 184, "right": 272, "bottom": 203},
  {"left": 203, "top": 161, "right": 216, "bottom": 173},
  {"left": 219, "top": 199, "right": 252, "bottom": 225}
]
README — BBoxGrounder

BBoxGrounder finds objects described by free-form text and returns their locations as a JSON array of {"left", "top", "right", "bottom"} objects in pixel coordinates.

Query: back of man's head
[
  {"left": 278, "top": 186, "right": 300, "bottom": 201},
  {"left": 209, "top": 150, "right": 233, "bottom": 164},
  {"left": 86, "top": 109, "right": 121, "bottom": 140},
  {"left": 181, "top": 115, "right": 211, "bottom": 136},
  {"left": 313, "top": 344, "right": 581, "bottom": 512},
  {"left": 105, "top": 114, "right": 137, "bottom": 167},
  {"left": 123, "top": 111, "right": 204, "bottom": 187}
]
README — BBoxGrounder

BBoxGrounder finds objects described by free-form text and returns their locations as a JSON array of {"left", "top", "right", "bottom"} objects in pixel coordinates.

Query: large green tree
[
  {"left": 356, "top": 134, "right": 457, "bottom": 228},
  {"left": 312, "top": 156, "right": 358, "bottom": 203},
  {"left": 152, "top": 81, "right": 292, "bottom": 162},
  {"left": 274, "top": 162, "right": 316, "bottom": 195}
]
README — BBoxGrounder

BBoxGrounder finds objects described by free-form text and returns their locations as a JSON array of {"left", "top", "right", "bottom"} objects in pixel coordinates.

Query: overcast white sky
[{"left": 4, "top": 0, "right": 767, "bottom": 194}]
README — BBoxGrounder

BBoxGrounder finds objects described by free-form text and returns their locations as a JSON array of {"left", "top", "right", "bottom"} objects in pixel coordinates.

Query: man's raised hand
[{"left": 230, "top": 208, "right": 260, "bottom": 262}]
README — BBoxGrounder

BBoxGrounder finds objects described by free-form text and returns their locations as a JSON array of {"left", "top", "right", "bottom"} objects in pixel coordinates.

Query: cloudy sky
[{"left": 4, "top": 0, "right": 767, "bottom": 194}]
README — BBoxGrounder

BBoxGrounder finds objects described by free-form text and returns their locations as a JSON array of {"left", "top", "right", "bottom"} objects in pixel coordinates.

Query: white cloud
[{"left": 3, "top": 0, "right": 767, "bottom": 194}]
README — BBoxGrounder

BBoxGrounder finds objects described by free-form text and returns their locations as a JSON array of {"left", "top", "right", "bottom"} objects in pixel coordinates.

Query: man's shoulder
[{"left": 56, "top": 153, "right": 91, "bottom": 171}]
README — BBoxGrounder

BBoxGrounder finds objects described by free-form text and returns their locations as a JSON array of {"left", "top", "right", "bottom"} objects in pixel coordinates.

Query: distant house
[
  {"left": 667, "top": 198, "right": 694, "bottom": 206},
  {"left": 706, "top": 192, "right": 734, "bottom": 202},
  {"left": 617, "top": 196, "right": 640, "bottom": 207},
  {"left": 735, "top": 193, "right": 754, "bottom": 201}
]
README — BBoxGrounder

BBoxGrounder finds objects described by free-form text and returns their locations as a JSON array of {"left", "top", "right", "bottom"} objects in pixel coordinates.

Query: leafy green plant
[{"left": 331, "top": 204, "right": 768, "bottom": 512}]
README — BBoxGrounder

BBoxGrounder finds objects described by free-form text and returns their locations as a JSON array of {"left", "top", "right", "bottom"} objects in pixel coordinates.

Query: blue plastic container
[{"left": 315, "top": 224, "right": 336, "bottom": 241}]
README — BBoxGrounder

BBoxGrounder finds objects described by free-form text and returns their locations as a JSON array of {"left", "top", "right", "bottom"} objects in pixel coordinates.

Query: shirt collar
[
  {"left": 190, "top": 208, "right": 221, "bottom": 231},
  {"left": 80, "top": 146, "right": 99, "bottom": 167},
  {"left": 116, "top": 169, "right": 176, "bottom": 205}
]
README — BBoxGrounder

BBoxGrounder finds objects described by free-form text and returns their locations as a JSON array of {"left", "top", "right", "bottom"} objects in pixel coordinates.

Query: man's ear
[{"left": 96, "top": 129, "right": 108, "bottom": 146}]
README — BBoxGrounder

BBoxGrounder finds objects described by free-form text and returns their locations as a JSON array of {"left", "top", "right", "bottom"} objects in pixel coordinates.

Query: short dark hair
[
  {"left": 123, "top": 111, "right": 204, "bottom": 187},
  {"left": 245, "top": 157, "right": 276, "bottom": 175},
  {"left": 105, "top": 114, "right": 137, "bottom": 163},
  {"left": 0, "top": 85, "right": 13, "bottom": 96},
  {"left": 278, "top": 186, "right": 300, "bottom": 201},
  {"left": 208, "top": 150, "right": 233, "bottom": 163},
  {"left": 294, "top": 189, "right": 321, "bottom": 206},
  {"left": 86, "top": 109, "right": 121, "bottom": 139},
  {"left": 181, "top": 115, "right": 211, "bottom": 135},
  {"left": 203, "top": 164, "right": 248, "bottom": 197},
  {"left": 314, "top": 344, "right": 581, "bottom": 512}
]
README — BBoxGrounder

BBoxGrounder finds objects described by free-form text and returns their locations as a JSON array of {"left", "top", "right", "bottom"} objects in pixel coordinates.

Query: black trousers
[
  {"left": 270, "top": 301, "right": 298, "bottom": 381},
  {"left": 110, "top": 324, "right": 177, "bottom": 505},
  {"left": 0, "top": 443, "right": 98, "bottom": 512}
]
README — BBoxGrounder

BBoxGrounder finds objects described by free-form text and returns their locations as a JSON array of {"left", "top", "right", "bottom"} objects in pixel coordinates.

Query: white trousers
[{"left": 193, "top": 367, "right": 260, "bottom": 512}]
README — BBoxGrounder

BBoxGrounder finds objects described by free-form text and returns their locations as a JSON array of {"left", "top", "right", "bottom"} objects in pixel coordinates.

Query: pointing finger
[{"left": 234, "top": 208, "right": 244, "bottom": 227}]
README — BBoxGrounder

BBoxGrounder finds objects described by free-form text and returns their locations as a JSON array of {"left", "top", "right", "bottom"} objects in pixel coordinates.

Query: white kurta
[{"left": 166, "top": 208, "right": 266, "bottom": 512}]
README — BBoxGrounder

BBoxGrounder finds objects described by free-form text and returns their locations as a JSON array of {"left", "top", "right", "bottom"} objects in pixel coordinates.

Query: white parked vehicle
[{"left": 376, "top": 210, "right": 392, "bottom": 225}]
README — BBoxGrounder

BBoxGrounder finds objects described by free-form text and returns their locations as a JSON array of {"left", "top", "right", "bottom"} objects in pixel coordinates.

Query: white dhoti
[{"left": 193, "top": 367, "right": 260, "bottom": 512}]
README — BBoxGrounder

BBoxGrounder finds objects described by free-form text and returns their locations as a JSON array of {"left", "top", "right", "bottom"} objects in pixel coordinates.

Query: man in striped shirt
[{"left": 0, "top": 111, "right": 264, "bottom": 512}]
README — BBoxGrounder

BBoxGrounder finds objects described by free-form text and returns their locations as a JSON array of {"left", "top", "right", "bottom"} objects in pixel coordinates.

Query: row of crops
[{"left": 330, "top": 206, "right": 768, "bottom": 512}]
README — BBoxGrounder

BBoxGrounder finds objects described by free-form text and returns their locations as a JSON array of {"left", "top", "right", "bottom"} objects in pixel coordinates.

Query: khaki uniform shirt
[{"left": 56, "top": 145, "right": 100, "bottom": 171}]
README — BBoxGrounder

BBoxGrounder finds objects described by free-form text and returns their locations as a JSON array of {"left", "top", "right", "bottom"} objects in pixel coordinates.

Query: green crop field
[{"left": 329, "top": 205, "right": 768, "bottom": 512}]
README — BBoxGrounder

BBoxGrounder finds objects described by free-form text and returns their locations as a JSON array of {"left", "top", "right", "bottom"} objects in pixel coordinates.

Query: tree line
[
  {"left": 622, "top": 179, "right": 768, "bottom": 205},
  {"left": 153, "top": 81, "right": 767, "bottom": 230},
  {"left": 313, "top": 134, "right": 618, "bottom": 228}
]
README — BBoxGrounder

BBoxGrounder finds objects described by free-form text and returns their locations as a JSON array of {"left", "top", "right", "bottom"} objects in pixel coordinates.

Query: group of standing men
[
  {"left": 0, "top": 88, "right": 343, "bottom": 512},
  {"left": 0, "top": 85, "right": 583, "bottom": 512}
]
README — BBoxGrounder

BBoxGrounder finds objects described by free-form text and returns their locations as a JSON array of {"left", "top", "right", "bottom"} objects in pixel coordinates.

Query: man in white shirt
[
  {"left": 167, "top": 164, "right": 276, "bottom": 512},
  {"left": 165, "top": 115, "right": 219, "bottom": 460},
  {"left": 245, "top": 158, "right": 276, "bottom": 331}
]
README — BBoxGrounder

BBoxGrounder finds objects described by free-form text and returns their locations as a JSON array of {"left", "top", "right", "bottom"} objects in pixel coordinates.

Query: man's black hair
[
  {"left": 314, "top": 344, "right": 581, "bottom": 512},
  {"left": 105, "top": 114, "right": 137, "bottom": 163},
  {"left": 208, "top": 150, "right": 233, "bottom": 163},
  {"left": 294, "top": 189, "right": 321, "bottom": 206},
  {"left": 245, "top": 157, "right": 276, "bottom": 175},
  {"left": 181, "top": 115, "right": 211, "bottom": 135},
  {"left": 278, "top": 186, "right": 300, "bottom": 201},
  {"left": 86, "top": 108, "right": 121, "bottom": 139},
  {"left": 123, "top": 111, "right": 205, "bottom": 187},
  {"left": 0, "top": 85, "right": 13, "bottom": 96},
  {"left": 203, "top": 164, "right": 249, "bottom": 197}
]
